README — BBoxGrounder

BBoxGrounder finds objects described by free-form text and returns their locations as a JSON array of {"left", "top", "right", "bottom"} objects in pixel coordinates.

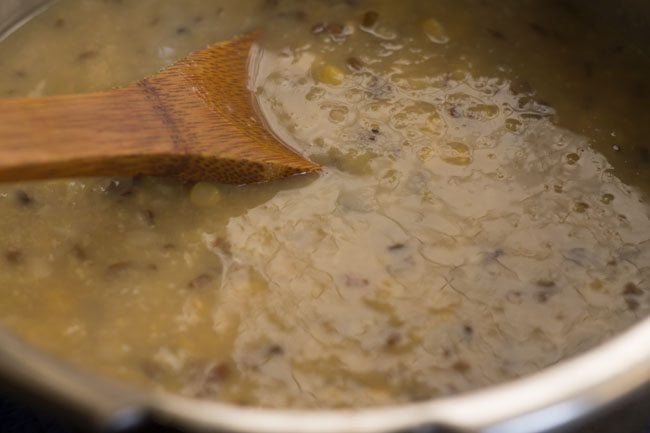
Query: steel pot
[{"left": 0, "top": 1, "right": 648, "bottom": 432}]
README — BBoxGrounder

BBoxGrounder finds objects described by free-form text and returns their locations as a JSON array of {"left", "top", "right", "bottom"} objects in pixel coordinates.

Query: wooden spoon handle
[
  {"left": 0, "top": 86, "right": 178, "bottom": 182},
  {"left": 0, "top": 33, "right": 320, "bottom": 185}
]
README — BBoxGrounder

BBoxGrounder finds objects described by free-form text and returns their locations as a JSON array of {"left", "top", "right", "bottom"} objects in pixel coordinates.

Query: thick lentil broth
[{"left": 0, "top": 0, "right": 649, "bottom": 409}]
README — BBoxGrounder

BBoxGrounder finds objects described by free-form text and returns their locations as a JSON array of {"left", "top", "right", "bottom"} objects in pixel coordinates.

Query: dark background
[{"left": 0, "top": 389, "right": 648, "bottom": 433}]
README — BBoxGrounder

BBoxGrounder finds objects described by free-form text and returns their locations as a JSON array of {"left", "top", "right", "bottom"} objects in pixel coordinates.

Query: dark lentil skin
[
  {"left": 361, "top": 11, "right": 379, "bottom": 28},
  {"left": 4, "top": 249, "right": 23, "bottom": 265},
  {"left": 14, "top": 190, "right": 32, "bottom": 206}
]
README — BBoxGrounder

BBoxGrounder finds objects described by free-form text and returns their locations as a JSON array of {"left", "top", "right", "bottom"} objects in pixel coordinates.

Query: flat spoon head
[{"left": 136, "top": 32, "right": 321, "bottom": 184}]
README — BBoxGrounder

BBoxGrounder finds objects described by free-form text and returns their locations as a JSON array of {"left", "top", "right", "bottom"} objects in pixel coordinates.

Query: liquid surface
[{"left": 0, "top": 0, "right": 649, "bottom": 408}]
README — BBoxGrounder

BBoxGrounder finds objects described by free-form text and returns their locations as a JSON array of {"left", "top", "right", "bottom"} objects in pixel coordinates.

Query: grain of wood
[{"left": 0, "top": 33, "right": 320, "bottom": 184}]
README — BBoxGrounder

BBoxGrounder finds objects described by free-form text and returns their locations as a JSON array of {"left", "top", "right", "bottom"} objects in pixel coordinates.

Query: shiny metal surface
[
  {"left": 0, "top": 0, "right": 49, "bottom": 40},
  {"left": 0, "top": 2, "right": 647, "bottom": 433}
]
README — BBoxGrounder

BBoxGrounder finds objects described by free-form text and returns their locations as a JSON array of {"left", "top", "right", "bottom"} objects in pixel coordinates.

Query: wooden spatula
[{"left": 0, "top": 33, "right": 320, "bottom": 184}]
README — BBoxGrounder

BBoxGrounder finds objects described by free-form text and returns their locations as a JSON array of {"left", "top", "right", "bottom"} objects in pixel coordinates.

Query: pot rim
[
  {"left": 0, "top": 317, "right": 647, "bottom": 433},
  {"left": 146, "top": 317, "right": 650, "bottom": 433}
]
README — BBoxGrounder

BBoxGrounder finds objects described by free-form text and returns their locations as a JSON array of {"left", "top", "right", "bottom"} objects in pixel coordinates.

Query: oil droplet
[
  {"left": 566, "top": 153, "right": 580, "bottom": 165},
  {"left": 329, "top": 106, "right": 349, "bottom": 123},
  {"left": 601, "top": 193, "right": 615, "bottom": 204},
  {"left": 467, "top": 104, "right": 499, "bottom": 121},
  {"left": 440, "top": 142, "right": 472, "bottom": 166},
  {"left": 574, "top": 202, "right": 590, "bottom": 213},
  {"left": 418, "top": 146, "right": 434, "bottom": 161},
  {"left": 306, "top": 86, "right": 325, "bottom": 101},
  {"left": 505, "top": 118, "right": 523, "bottom": 133},
  {"left": 422, "top": 18, "right": 450, "bottom": 44}
]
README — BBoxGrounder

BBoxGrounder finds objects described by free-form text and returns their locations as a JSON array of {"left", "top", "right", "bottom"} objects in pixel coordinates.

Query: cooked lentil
[{"left": 0, "top": 0, "right": 648, "bottom": 409}]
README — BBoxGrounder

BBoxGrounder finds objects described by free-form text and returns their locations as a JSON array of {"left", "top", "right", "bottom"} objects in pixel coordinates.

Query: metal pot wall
[{"left": 0, "top": 1, "right": 648, "bottom": 433}]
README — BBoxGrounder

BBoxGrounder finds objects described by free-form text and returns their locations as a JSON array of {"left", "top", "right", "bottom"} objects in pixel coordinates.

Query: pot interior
[{"left": 0, "top": 0, "right": 648, "bottom": 428}]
